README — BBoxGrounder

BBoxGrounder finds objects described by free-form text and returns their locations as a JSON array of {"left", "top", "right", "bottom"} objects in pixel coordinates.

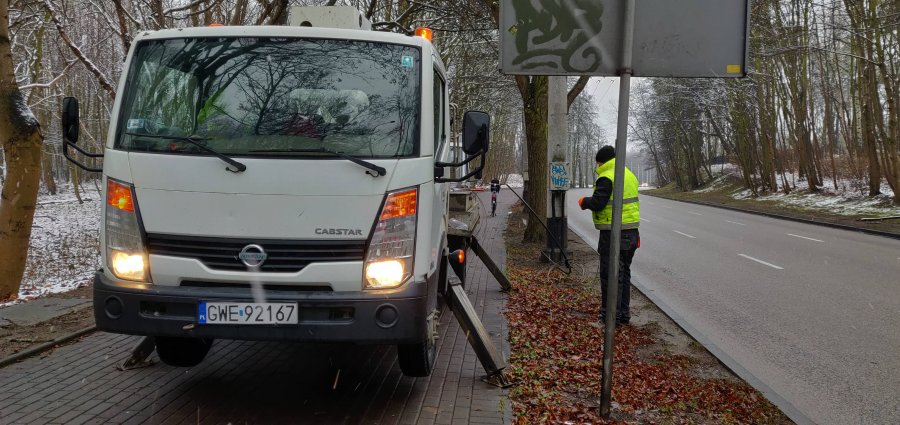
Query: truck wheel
[
  {"left": 438, "top": 253, "right": 449, "bottom": 300},
  {"left": 155, "top": 337, "right": 213, "bottom": 367},
  {"left": 397, "top": 311, "right": 438, "bottom": 377},
  {"left": 397, "top": 338, "right": 436, "bottom": 377}
]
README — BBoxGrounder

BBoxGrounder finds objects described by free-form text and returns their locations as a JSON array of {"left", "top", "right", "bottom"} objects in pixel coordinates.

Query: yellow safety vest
[{"left": 592, "top": 159, "right": 640, "bottom": 230}]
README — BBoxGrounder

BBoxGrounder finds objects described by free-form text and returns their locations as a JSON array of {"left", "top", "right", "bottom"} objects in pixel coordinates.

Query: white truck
[{"left": 62, "top": 7, "right": 490, "bottom": 377}]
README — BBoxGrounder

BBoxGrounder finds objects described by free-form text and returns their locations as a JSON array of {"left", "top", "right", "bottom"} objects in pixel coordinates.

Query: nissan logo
[{"left": 238, "top": 244, "right": 268, "bottom": 268}]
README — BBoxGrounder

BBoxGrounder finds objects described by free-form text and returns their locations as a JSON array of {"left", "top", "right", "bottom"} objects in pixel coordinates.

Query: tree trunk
[
  {"left": 41, "top": 146, "right": 56, "bottom": 195},
  {"left": 71, "top": 164, "right": 83, "bottom": 204},
  {"left": 521, "top": 76, "right": 548, "bottom": 243},
  {"left": 0, "top": 0, "right": 44, "bottom": 300},
  {"left": 869, "top": 0, "right": 900, "bottom": 203}
]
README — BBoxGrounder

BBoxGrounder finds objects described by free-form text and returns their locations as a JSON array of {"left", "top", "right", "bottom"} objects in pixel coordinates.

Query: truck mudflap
[{"left": 93, "top": 271, "right": 433, "bottom": 344}]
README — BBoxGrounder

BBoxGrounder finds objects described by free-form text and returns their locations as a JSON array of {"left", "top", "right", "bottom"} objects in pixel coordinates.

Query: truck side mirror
[
  {"left": 62, "top": 96, "right": 103, "bottom": 172},
  {"left": 62, "top": 97, "right": 80, "bottom": 144},
  {"left": 462, "top": 111, "right": 489, "bottom": 155},
  {"left": 434, "top": 112, "right": 490, "bottom": 184}
]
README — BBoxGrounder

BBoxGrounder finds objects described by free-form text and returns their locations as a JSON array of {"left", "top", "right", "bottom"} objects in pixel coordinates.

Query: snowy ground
[
  {"left": 1, "top": 186, "right": 101, "bottom": 307},
  {"left": 731, "top": 188, "right": 900, "bottom": 217},
  {"left": 505, "top": 173, "right": 524, "bottom": 188},
  {"left": 706, "top": 166, "right": 900, "bottom": 217}
]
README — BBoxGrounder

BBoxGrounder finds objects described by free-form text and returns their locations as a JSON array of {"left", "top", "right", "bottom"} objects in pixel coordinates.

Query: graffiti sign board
[
  {"left": 549, "top": 162, "right": 570, "bottom": 190},
  {"left": 500, "top": 0, "right": 749, "bottom": 77}
]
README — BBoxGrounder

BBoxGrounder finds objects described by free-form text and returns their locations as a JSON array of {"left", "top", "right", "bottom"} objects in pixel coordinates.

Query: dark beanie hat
[{"left": 596, "top": 146, "right": 615, "bottom": 163}]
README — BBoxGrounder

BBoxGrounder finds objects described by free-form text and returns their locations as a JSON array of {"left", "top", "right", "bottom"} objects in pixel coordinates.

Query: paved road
[
  {"left": 0, "top": 192, "right": 514, "bottom": 425},
  {"left": 567, "top": 189, "right": 900, "bottom": 425}
]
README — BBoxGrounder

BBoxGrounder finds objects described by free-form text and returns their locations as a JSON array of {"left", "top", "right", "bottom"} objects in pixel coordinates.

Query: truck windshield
[{"left": 116, "top": 37, "right": 421, "bottom": 158}]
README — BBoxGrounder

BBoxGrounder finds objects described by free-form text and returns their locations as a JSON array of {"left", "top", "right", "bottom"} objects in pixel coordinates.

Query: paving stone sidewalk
[
  {"left": 0, "top": 191, "right": 515, "bottom": 425},
  {"left": 0, "top": 298, "right": 92, "bottom": 328}
]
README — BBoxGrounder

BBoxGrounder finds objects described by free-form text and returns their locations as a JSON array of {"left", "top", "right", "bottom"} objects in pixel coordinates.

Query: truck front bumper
[{"left": 93, "top": 271, "right": 430, "bottom": 343}]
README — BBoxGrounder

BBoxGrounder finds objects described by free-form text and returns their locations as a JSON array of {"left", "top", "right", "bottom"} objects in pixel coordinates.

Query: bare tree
[{"left": 0, "top": 0, "right": 44, "bottom": 300}]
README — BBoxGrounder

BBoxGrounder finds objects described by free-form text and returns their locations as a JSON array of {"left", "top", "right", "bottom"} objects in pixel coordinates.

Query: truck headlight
[
  {"left": 110, "top": 250, "right": 146, "bottom": 281},
  {"left": 106, "top": 179, "right": 150, "bottom": 282},
  {"left": 365, "top": 260, "right": 405, "bottom": 288},
  {"left": 364, "top": 188, "right": 417, "bottom": 289}
]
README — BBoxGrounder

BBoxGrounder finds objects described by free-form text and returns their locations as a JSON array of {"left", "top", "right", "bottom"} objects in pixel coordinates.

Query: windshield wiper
[
  {"left": 250, "top": 148, "right": 386, "bottom": 177},
  {"left": 125, "top": 132, "right": 247, "bottom": 173}
]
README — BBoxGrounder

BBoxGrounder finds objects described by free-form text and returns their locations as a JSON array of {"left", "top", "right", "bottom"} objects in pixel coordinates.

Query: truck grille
[{"left": 146, "top": 234, "right": 366, "bottom": 273}]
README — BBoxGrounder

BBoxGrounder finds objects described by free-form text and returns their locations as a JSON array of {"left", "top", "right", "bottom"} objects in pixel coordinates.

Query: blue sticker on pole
[
  {"left": 198, "top": 302, "right": 207, "bottom": 324},
  {"left": 550, "top": 162, "right": 569, "bottom": 190},
  {"left": 401, "top": 55, "right": 414, "bottom": 68}
]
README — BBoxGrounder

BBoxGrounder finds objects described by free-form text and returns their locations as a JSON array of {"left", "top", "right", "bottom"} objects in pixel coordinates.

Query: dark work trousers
[{"left": 598, "top": 229, "right": 639, "bottom": 322}]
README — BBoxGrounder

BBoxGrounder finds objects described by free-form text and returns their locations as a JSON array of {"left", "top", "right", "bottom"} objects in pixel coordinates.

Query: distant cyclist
[{"left": 489, "top": 178, "right": 501, "bottom": 217}]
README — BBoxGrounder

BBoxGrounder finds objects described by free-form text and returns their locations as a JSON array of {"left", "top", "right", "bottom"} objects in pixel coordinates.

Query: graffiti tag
[
  {"left": 509, "top": 0, "right": 604, "bottom": 72},
  {"left": 550, "top": 162, "right": 569, "bottom": 189}
]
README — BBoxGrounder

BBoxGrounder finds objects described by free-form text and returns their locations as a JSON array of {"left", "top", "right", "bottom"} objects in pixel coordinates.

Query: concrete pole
[{"left": 545, "top": 76, "right": 569, "bottom": 261}]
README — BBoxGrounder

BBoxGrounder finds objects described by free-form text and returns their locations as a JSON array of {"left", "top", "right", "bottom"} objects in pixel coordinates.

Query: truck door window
[
  {"left": 117, "top": 38, "right": 421, "bottom": 159},
  {"left": 433, "top": 71, "right": 446, "bottom": 157}
]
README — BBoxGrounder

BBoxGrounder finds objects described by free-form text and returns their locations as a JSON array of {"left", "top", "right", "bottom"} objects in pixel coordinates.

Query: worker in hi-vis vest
[{"left": 578, "top": 146, "right": 640, "bottom": 326}]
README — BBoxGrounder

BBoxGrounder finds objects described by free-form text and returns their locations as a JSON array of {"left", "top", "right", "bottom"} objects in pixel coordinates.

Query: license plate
[{"left": 198, "top": 302, "right": 298, "bottom": 325}]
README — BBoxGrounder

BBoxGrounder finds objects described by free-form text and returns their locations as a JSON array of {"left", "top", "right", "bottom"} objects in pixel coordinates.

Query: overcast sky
[
  {"left": 582, "top": 77, "right": 653, "bottom": 175},
  {"left": 585, "top": 77, "right": 621, "bottom": 132},
  {"left": 583, "top": 76, "right": 648, "bottom": 152}
]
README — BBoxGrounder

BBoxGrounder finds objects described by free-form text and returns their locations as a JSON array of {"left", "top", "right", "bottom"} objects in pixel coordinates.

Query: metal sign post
[{"left": 600, "top": 0, "right": 635, "bottom": 418}]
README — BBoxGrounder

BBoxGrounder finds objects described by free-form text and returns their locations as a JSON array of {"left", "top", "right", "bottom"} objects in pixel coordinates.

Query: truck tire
[
  {"left": 397, "top": 337, "right": 436, "bottom": 377},
  {"left": 438, "top": 253, "right": 449, "bottom": 300},
  {"left": 156, "top": 337, "right": 213, "bottom": 367}
]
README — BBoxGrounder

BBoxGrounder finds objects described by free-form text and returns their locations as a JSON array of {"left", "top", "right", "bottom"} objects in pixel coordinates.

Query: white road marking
[
  {"left": 641, "top": 218, "right": 654, "bottom": 223},
  {"left": 673, "top": 230, "right": 697, "bottom": 239},
  {"left": 739, "top": 254, "right": 784, "bottom": 270},
  {"left": 688, "top": 211, "right": 703, "bottom": 216},
  {"left": 725, "top": 220, "right": 746, "bottom": 226},
  {"left": 787, "top": 233, "right": 824, "bottom": 243}
]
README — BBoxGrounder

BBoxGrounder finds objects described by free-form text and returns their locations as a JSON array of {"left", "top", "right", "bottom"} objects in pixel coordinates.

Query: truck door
[{"left": 431, "top": 69, "right": 450, "bottom": 285}]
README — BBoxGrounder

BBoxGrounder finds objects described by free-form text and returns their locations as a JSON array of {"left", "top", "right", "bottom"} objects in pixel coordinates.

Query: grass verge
[{"left": 503, "top": 205, "right": 790, "bottom": 424}]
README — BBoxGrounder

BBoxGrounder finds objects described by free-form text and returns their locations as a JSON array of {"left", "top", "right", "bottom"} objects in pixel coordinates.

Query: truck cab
[{"left": 62, "top": 9, "right": 490, "bottom": 377}]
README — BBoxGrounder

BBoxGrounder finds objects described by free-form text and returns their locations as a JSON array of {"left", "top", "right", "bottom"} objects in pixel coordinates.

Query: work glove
[{"left": 578, "top": 197, "right": 587, "bottom": 210}]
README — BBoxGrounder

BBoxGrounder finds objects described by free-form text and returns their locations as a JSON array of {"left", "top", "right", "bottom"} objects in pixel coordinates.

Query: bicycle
[{"left": 491, "top": 192, "right": 497, "bottom": 217}]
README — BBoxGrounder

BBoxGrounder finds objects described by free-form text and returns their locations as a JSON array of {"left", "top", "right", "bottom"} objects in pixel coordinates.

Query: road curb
[
  {"left": 628, "top": 280, "right": 813, "bottom": 425},
  {"left": 643, "top": 192, "right": 900, "bottom": 240},
  {"left": 0, "top": 326, "right": 97, "bottom": 369}
]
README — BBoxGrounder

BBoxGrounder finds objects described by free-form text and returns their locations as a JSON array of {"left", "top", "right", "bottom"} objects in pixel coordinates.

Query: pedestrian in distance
[
  {"left": 577, "top": 146, "right": 640, "bottom": 326},
  {"left": 489, "top": 178, "right": 501, "bottom": 217}
]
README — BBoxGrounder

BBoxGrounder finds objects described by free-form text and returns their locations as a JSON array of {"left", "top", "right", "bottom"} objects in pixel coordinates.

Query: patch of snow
[
  {"left": 696, "top": 175, "right": 732, "bottom": 193},
  {"left": 751, "top": 191, "right": 900, "bottom": 217},
  {"left": 726, "top": 175, "right": 900, "bottom": 217},
  {"left": 793, "top": 173, "right": 894, "bottom": 199},
  {"left": 505, "top": 174, "right": 524, "bottom": 188},
  {"left": 1, "top": 186, "right": 100, "bottom": 307},
  {"left": 12, "top": 91, "right": 39, "bottom": 128},
  {"left": 709, "top": 166, "right": 897, "bottom": 215},
  {"left": 708, "top": 163, "right": 743, "bottom": 176},
  {"left": 731, "top": 189, "right": 754, "bottom": 200}
]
